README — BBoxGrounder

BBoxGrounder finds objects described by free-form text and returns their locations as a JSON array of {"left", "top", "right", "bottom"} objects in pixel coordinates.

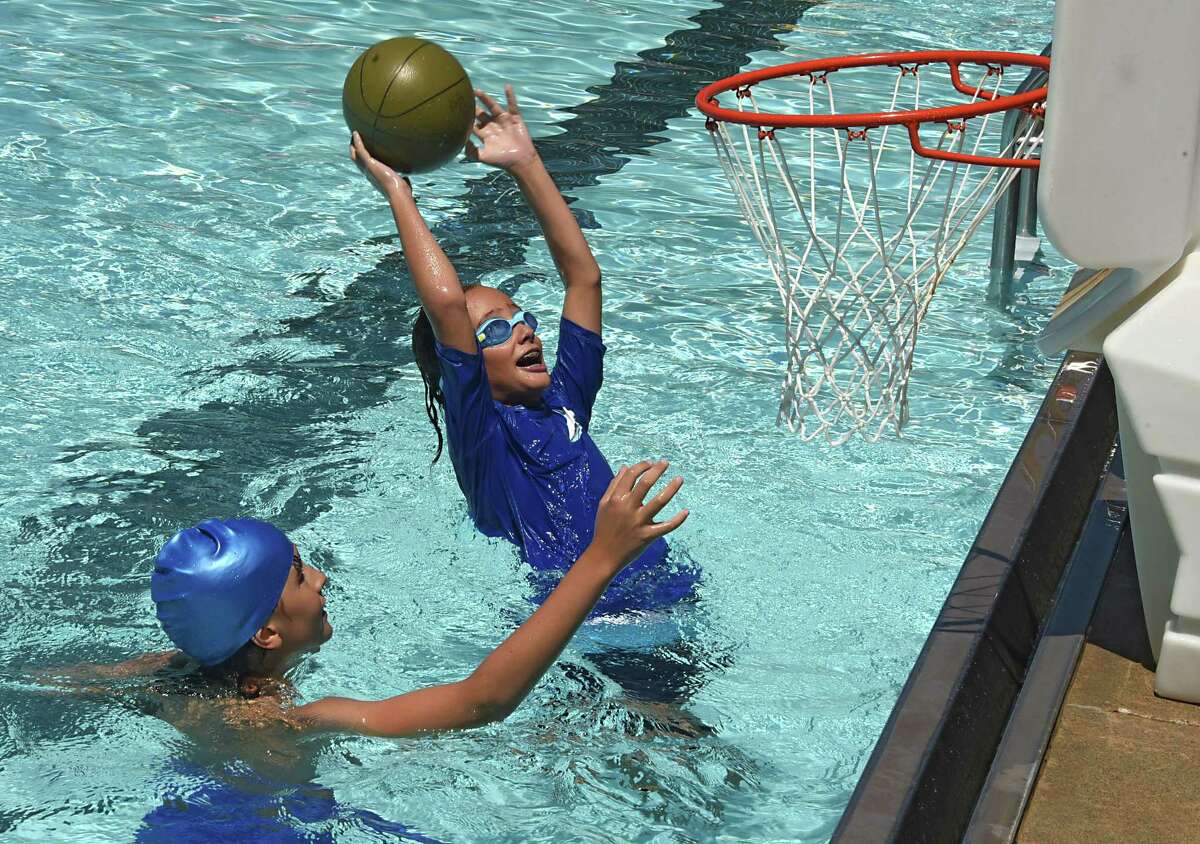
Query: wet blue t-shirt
[{"left": 436, "top": 318, "right": 698, "bottom": 616}]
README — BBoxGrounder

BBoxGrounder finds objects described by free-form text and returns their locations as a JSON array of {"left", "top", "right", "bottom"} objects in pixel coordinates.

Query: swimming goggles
[{"left": 475, "top": 310, "right": 539, "bottom": 350}]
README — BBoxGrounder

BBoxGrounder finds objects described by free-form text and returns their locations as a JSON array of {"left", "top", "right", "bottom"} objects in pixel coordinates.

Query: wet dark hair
[
  {"left": 128, "top": 644, "right": 272, "bottom": 707},
  {"left": 199, "top": 639, "right": 273, "bottom": 699},
  {"left": 412, "top": 308, "right": 446, "bottom": 464},
  {"left": 413, "top": 285, "right": 490, "bottom": 464}
]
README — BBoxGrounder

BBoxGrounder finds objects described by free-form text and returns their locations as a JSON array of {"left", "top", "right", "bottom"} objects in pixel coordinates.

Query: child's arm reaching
[
  {"left": 468, "top": 85, "right": 602, "bottom": 335},
  {"left": 292, "top": 460, "right": 687, "bottom": 737},
  {"left": 349, "top": 132, "right": 477, "bottom": 354}
]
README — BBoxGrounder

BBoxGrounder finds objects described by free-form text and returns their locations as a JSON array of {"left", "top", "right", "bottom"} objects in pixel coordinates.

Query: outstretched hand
[
  {"left": 349, "top": 131, "right": 411, "bottom": 202},
  {"left": 465, "top": 84, "right": 538, "bottom": 171},
  {"left": 590, "top": 461, "right": 688, "bottom": 568}
]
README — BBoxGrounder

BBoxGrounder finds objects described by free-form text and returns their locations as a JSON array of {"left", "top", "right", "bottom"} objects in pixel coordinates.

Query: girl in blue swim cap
[
  {"left": 129, "top": 461, "right": 685, "bottom": 735},
  {"left": 348, "top": 85, "right": 701, "bottom": 624}
]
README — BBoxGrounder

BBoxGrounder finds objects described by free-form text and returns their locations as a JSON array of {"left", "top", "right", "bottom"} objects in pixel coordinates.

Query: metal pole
[
  {"left": 988, "top": 43, "right": 1050, "bottom": 308},
  {"left": 1017, "top": 166, "right": 1039, "bottom": 238},
  {"left": 989, "top": 174, "right": 1021, "bottom": 306}
]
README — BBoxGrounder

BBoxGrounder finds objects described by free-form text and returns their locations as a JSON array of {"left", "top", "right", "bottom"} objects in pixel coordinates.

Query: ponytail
[{"left": 411, "top": 308, "right": 446, "bottom": 464}]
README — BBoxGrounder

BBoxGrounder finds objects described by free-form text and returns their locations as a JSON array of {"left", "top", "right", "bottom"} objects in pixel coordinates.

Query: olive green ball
[{"left": 342, "top": 37, "right": 474, "bottom": 173}]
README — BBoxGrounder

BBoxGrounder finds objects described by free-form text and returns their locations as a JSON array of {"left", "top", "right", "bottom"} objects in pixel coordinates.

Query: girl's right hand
[
  {"left": 349, "top": 132, "right": 412, "bottom": 202},
  {"left": 589, "top": 461, "right": 688, "bottom": 570}
]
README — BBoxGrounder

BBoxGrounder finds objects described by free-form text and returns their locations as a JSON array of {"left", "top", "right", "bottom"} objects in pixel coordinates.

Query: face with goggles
[{"left": 465, "top": 285, "right": 551, "bottom": 405}]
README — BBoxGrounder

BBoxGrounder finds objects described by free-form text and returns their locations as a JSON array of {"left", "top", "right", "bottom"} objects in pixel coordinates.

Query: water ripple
[{"left": 1, "top": 0, "right": 1059, "bottom": 841}]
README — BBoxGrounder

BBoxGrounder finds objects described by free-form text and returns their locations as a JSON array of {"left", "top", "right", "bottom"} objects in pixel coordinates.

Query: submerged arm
[
  {"left": 39, "top": 651, "right": 180, "bottom": 682},
  {"left": 26, "top": 651, "right": 182, "bottom": 699},
  {"left": 349, "top": 132, "right": 477, "bottom": 353},
  {"left": 293, "top": 461, "right": 688, "bottom": 737}
]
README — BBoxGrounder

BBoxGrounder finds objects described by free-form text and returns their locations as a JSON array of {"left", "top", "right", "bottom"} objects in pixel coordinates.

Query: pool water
[{"left": 0, "top": 0, "right": 1062, "bottom": 841}]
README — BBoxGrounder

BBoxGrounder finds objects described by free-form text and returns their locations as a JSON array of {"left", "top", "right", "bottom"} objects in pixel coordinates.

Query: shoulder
[
  {"left": 435, "top": 339, "right": 482, "bottom": 365},
  {"left": 434, "top": 339, "right": 487, "bottom": 386},
  {"left": 559, "top": 317, "right": 604, "bottom": 347},
  {"left": 132, "top": 685, "right": 297, "bottom": 735}
]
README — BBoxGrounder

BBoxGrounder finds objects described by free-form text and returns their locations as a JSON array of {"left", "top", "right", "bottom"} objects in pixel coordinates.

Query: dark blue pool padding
[
  {"left": 832, "top": 352, "right": 1118, "bottom": 844},
  {"left": 963, "top": 448, "right": 1130, "bottom": 841},
  {"left": 137, "top": 760, "right": 444, "bottom": 844}
]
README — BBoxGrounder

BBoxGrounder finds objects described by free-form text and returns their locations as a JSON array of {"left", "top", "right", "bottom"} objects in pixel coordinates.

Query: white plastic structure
[
  {"left": 707, "top": 64, "right": 1038, "bottom": 444},
  {"left": 1038, "top": 0, "right": 1200, "bottom": 703}
]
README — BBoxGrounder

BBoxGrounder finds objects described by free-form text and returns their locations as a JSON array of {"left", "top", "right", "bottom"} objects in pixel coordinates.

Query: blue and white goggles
[{"left": 475, "top": 310, "right": 539, "bottom": 350}]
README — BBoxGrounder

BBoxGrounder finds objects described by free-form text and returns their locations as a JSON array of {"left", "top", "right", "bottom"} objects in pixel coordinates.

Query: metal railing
[{"left": 988, "top": 42, "right": 1052, "bottom": 307}]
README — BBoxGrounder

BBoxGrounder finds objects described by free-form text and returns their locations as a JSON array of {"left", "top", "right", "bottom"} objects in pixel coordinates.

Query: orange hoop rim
[{"left": 696, "top": 50, "right": 1049, "bottom": 168}]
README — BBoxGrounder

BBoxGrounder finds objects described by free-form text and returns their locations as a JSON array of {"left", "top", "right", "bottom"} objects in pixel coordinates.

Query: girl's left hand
[{"left": 465, "top": 85, "right": 538, "bottom": 172}]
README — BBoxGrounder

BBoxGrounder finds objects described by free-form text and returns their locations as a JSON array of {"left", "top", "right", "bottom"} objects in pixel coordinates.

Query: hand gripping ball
[{"left": 342, "top": 37, "right": 474, "bottom": 173}]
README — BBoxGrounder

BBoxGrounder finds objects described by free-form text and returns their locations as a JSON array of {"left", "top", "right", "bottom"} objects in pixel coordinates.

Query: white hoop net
[{"left": 707, "top": 61, "right": 1042, "bottom": 444}]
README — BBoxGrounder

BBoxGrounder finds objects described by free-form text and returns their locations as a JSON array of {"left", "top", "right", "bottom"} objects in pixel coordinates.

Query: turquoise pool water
[{"left": 0, "top": 0, "right": 1062, "bottom": 840}]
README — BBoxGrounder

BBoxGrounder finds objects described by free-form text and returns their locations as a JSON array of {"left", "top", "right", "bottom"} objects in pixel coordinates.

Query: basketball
[{"left": 342, "top": 37, "right": 474, "bottom": 174}]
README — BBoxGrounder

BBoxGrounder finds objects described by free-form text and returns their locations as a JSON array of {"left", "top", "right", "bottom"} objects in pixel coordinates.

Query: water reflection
[{"left": 14, "top": 0, "right": 817, "bottom": 838}]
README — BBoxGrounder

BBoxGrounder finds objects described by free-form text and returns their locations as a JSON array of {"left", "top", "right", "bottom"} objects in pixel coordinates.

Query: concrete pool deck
[{"left": 1018, "top": 527, "right": 1200, "bottom": 843}]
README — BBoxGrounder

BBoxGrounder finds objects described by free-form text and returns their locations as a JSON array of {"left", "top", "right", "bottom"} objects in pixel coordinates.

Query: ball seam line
[
  {"left": 356, "top": 51, "right": 370, "bottom": 119},
  {"left": 371, "top": 40, "right": 433, "bottom": 133},
  {"left": 375, "top": 73, "right": 469, "bottom": 120}
]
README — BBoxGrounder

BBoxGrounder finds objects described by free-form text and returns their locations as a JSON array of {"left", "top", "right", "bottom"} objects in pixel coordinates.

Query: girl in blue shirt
[{"left": 348, "top": 86, "right": 701, "bottom": 625}]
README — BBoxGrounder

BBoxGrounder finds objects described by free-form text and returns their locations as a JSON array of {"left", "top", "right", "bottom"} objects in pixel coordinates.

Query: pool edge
[{"left": 831, "top": 350, "right": 1118, "bottom": 843}]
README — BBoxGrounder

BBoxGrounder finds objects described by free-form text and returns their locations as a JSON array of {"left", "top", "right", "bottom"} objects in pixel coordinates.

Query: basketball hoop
[{"left": 697, "top": 50, "right": 1049, "bottom": 444}]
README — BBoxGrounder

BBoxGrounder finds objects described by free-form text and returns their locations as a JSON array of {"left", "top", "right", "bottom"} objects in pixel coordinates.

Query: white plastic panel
[
  {"left": 1157, "top": 619, "right": 1200, "bottom": 703},
  {"left": 1103, "top": 251, "right": 1200, "bottom": 463},
  {"left": 1106, "top": 250, "right": 1200, "bottom": 701},
  {"left": 1039, "top": 0, "right": 1200, "bottom": 274},
  {"left": 1158, "top": 473, "right": 1200, "bottom": 620}
]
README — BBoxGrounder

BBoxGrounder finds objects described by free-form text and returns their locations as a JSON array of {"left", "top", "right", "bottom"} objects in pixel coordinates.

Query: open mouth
[{"left": 517, "top": 348, "right": 547, "bottom": 373}]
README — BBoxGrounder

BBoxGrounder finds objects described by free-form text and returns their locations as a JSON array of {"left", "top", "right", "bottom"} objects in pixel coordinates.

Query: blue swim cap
[{"left": 151, "top": 518, "right": 293, "bottom": 666}]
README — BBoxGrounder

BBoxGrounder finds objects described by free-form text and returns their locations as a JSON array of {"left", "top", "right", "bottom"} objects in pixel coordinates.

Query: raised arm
[
  {"left": 349, "top": 132, "right": 477, "bottom": 353},
  {"left": 469, "top": 86, "right": 602, "bottom": 334},
  {"left": 293, "top": 460, "right": 687, "bottom": 737}
]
